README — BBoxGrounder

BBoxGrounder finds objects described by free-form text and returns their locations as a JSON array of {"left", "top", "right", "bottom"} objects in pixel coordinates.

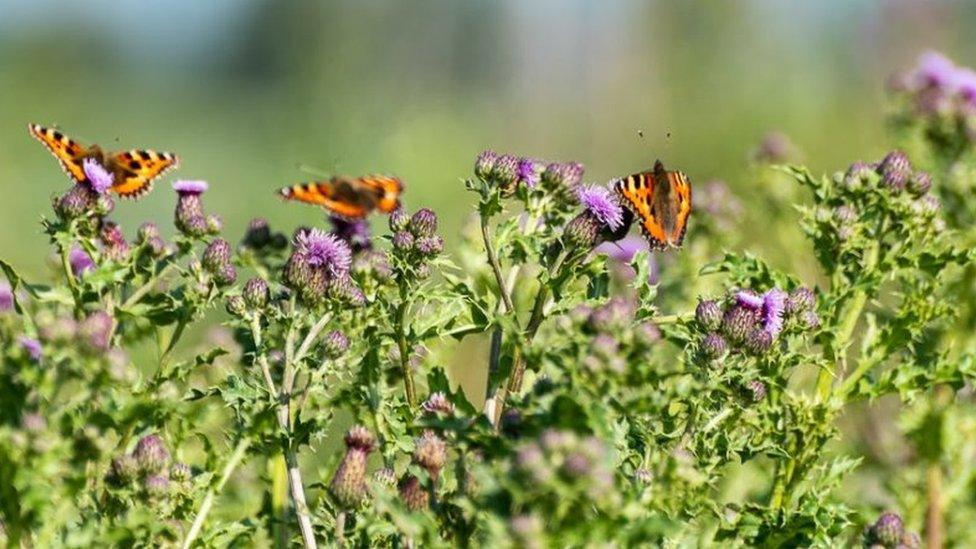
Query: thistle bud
[
  {"left": 907, "top": 171, "right": 932, "bottom": 195},
  {"left": 542, "top": 162, "right": 584, "bottom": 192},
  {"left": 373, "top": 467, "right": 397, "bottom": 487},
  {"left": 422, "top": 392, "right": 455, "bottom": 416},
  {"left": 134, "top": 434, "right": 170, "bottom": 474},
  {"left": 722, "top": 306, "right": 756, "bottom": 345},
  {"left": 491, "top": 154, "right": 519, "bottom": 188},
  {"left": 474, "top": 149, "right": 498, "bottom": 180},
  {"left": 414, "top": 430, "right": 447, "bottom": 478},
  {"left": 695, "top": 300, "right": 723, "bottom": 331},
  {"left": 415, "top": 235, "right": 444, "bottom": 256},
  {"left": 868, "top": 512, "right": 904, "bottom": 547},
  {"left": 213, "top": 263, "right": 238, "bottom": 286},
  {"left": 329, "top": 426, "right": 376, "bottom": 508},
  {"left": 109, "top": 454, "right": 138, "bottom": 484},
  {"left": 79, "top": 311, "right": 113, "bottom": 353},
  {"left": 243, "top": 277, "right": 269, "bottom": 309},
  {"left": 745, "top": 380, "right": 767, "bottom": 402},
  {"left": 389, "top": 207, "right": 410, "bottom": 232},
  {"left": 879, "top": 151, "right": 912, "bottom": 192},
  {"left": 398, "top": 475, "right": 429, "bottom": 511},
  {"left": 842, "top": 161, "right": 874, "bottom": 191},
  {"left": 226, "top": 295, "right": 247, "bottom": 317},
  {"left": 202, "top": 239, "right": 232, "bottom": 273},
  {"left": 137, "top": 222, "right": 161, "bottom": 243},
  {"left": 171, "top": 462, "right": 192, "bottom": 483},
  {"left": 785, "top": 287, "right": 815, "bottom": 316},
  {"left": 55, "top": 185, "right": 98, "bottom": 219},
  {"left": 206, "top": 214, "right": 223, "bottom": 234},
  {"left": 392, "top": 231, "right": 415, "bottom": 251},
  {"left": 143, "top": 474, "right": 170, "bottom": 499},
  {"left": 243, "top": 217, "right": 272, "bottom": 248},
  {"left": 745, "top": 328, "right": 773, "bottom": 355},
  {"left": 409, "top": 208, "right": 438, "bottom": 238},
  {"left": 563, "top": 212, "right": 601, "bottom": 249},
  {"left": 700, "top": 332, "right": 728, "bottom": 361},
  {"left": 323, "top": 330, "right": 349, "bottom": 359}
]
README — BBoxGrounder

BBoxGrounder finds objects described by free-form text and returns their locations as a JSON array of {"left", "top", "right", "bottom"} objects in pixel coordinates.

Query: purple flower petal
[
  {"left": 69, "top": 246, "right": 95, "bottom": 277},
  {"left": 913, "top": 51, "right": 957, "bottom": 89},
  {"left": 172, "top": 180, "right": 209, "bottom": 195},
  {"left": 577, "top": 184, "right": 624, "bottom": 231},
  {"left": 517, "top": 158, "right": 542, "bottom": 189},
  {"left": 295, "top": 228, "right": 351, "bottom": 278},
  {"left": 0, "top": 281, "right": 12, "bottom": 312},
  {"left": 595, "top": 236, "right": 658, "bottom": 283},
  {"left": 953, "top": 67, "right": 976, "bottom": 104},
  {"left": 83, "top": 158, "right": 114, "bottom": 194},
  {"left": 735, "top": 291, "right": 764, "bottom": 310},
  {"left": 19, "top": 337, "right": 41, "bottom": 361},
  {"left": 761, "top": 288, "right": 787, "bottom": 337}
]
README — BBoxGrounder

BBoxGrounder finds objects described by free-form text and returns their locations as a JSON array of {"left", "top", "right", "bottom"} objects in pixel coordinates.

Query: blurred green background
[{"left": 1, "top": 0, "right": 975, "bottom": 272}]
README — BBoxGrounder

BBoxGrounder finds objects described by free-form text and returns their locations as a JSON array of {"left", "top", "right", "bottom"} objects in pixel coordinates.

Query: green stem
[
  {"left": 480, "top": 215, "right": 516, "bottom": 315},
  {"left": 122, "top": 262, "right": 178, "bottom": 309},
  {"left": 395, "top": 296, "right": 417, "bottom": 407},
  {"left": 270, "top": 454, "right": 288, "bottom": 549},
  {"left": 182, "top": 438, "right": 251, "bottom": 549}
]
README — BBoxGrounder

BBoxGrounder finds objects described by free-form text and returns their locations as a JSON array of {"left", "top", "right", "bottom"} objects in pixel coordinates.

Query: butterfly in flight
[
  {"left": 278, "top": 175, "right": 403, "bottom": 219},
  {"left": 28, "top": 124, "right": 179, "bottom": 198},
  {"left": 614, "top": 160, "right": 692, "bottom": 250}
]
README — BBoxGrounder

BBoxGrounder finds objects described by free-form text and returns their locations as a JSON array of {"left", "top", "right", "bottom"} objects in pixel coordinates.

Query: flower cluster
[
  {"left": 388, "top": 207, "right": 442, "bottom": 278},
  {"left": 890, "top": 50, "right": 976, "bottom": 138},
  {"left": 695, "top": 286, "right": 818, "bottom": 362},
  {"left": 283, "top": 228, "right": 362, "bottom": 306},
  {"left": 564, "top": 183, "right": 631, "bottom": 249},
  {"left": 105, "top": 434, "right": 190, "bottom": 502},
  {"left": 513, "top": 430, "right": 615, "bottom": 504},
  {"left": 474, "top": 149, "right": 584, "bottom": 197}
]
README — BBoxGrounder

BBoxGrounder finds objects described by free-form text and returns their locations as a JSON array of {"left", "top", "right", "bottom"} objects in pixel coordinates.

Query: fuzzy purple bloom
[
  {"left": 83, "top": 158, "right": 114, "bottom": 194},
  {"left": 913, "top": 51, "right": 957, "bottom": 89},
  {"left": 69, "top": 247, "right": 95, "bottom": 277},
  {"left": 577, "top": 184, "right": 624, "bottom": 231},
  {"left": 295, "top": 229, "right": 351, "bottom": 278},
  {"left": 172, "top": 180, "right": 209, "bottom": 195},
  {"left": 595, "top": 236, "right": 658, "bottom": 283},
  {"left": 954, "top": 67, "right": 976, "bottom": 105},
  {"left": 735, "top": 291, "right": 764, "bottom": 310},
  {"left": 19, "top": 337, "right": 42, "bottom": 361},
  {"left": 517, "top": 158, "right": 543, "bottom": 189},
  {"left": 329, "top": 215, "right": 371, "bottom": 252},
  {"left": 762, "top": 288, "right": 787, "bottom": 337},
  {"left": 0, "top": 281, "right": 12, "bottom": 312}
]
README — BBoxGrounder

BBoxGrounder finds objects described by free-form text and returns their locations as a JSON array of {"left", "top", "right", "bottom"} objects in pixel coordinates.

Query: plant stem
[
  {"left": 480, "top": 215, "right": 515, "bottom": 315},
  {"left": 285, "top": 452, "right": 318, "bottom": 549},
  {"left": 336, "top": 511, "right": 346, "bottom": 547},
  {"left": 270, "top": 454, "right": 288, "bottom": 549},
  {"left": 182, "top": 438, "right": 250, "bottom": 549},
  {"left": 293, "top": 313, "right": 332, "bottom": 367},
  {"left": 394, "top": 282, "right": 417, "bottom": 407},
  {"left": 926, "top": 463, "right": 944, "bottom": 549},
  {"left": 123, "top": 262, "right": 178, "bottom": 309}
]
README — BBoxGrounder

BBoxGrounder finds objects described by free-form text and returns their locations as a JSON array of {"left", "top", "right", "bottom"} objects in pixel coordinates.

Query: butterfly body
[
  {"left": 614, "top": 160, "right": 692, "bottom": 250},
  {"left": 279, "top": 175, "right": 403, "bottom": 219},
  {"left": 28, "top": 124, "right": 179, "bottom": 198}
]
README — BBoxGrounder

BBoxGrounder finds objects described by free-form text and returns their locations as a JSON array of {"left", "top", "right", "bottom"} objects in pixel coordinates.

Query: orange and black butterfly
[
  {"left": 278, "top": 175, "right": 403, "bottom": 219},
  {"left": 28, "top": 124, "right": 179, "bottom": 198},
  {"left": 614, "top": 160, "right": 692, "bottom": 250}
]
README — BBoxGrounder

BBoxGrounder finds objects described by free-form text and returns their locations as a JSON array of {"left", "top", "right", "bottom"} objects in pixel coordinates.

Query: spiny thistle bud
[
  {"left": 422, "top": 392, "right": 455, "bottom": 416},
  {"left": 833, "top": 205, "right": 857, "bottom": 225},
  {"left": 695, "top": 300, "right": 723, "bottom": 331},
  {"left": 415, "top": 235, "right": 444, "bottom": 256},
  {"left": 226, "top": 295, "right": 246, "bottom": 317},
  {"left": 214, "top": 263, "right": 237, "bottom": 286},
  {"left": 587, "top": 297, "right": 632, "bottom": 334},
  {"left": 134, "top": 434, "right": 170, "bottom": 474},
  {"left": 564, "top": 211, "right": 601, "bottom": 249},
  {"left": 243, "top": 277, "right": 269, "bottom": 309},
  {"left": 202, "top": 239, "right": 232, "bottom": 273},
  {"left": 700, "top": 332, "right": 728, "bottom": 361},
  {"left": 327, "top": 275, "right": 365, "bottom": 306},
  {"left": 206, "top": 214, "right": 223, "bottom": 234},
  {"left": 414, "top": 430, "right": 447, "bottom": 477},
  {"left": 842, "top": 161, "right": 874, "bottom": 191},
  {"left": 879, "top": 151, "right": 912, "bottom": 192},
  {"left": 79, "top": 311, "right": 113, "bottom": 353},
  {"left": 99, "top": 221, "right": 130, "bottom": 261},
  {"left": 919, "top": 194, "right": 941, "bottom": 217},
  {"left": 323, "top": 330, "right": 349, "bottom": 359},
  {"left": 801, "top": 310, "right": 821, "bottom": 330},
  {"left": 398, "top": 475, "right": 429, "bottom": 511},
  {"left": 785, "top": 287, "right": 815, "bottom": 316},
  {"left": 109, "top": 454, "right": 138, "bottom": 484},
  {"left": 409, "top": 208, "right": 438, "bottom": 238},
  {"left": 745, "top": 328, "right": 773, "bottom": 355},
  {"left": 542, "top": 162, "right": 585, "bottom": 192},
  {"left": 330, "top": 426, "right": 376, "bottom": 508},
  {"left": 143, "top": 474, "right": 170, "bottom": 499},
  {"left": 491, "top": 154, "right": 520, "bottom": 188},
  {"left": 745, "top": 380, "right": 767, "bottom": 402},
  {"left": 868, "top": 512, "right": 904, "bottom": 547},
  {"left": 474, "top": 149, "right": 499, "bottom": 180},
  {"left": 373, "top": 467, "right": 397, "bottom": 487},
  {"left": 722, "top": 306, "right": 757, "bottom": 345},
  {"left": 242, "top": 217, "right": 272, "bottom": 248},
  {"left": 389, "top": 207, "right": 410, "bottom": 232},
  {"left": 55, "top": 185, "right": 97, "bottom": 219},
  {"left": 392, "top": 231, "right": 415, "bottom": 251},
  {"left": 907, "top": 171, "right": 932, "bottom": 195},
  {"left": 171, "top": 462, "right": 192, "bottom": 483},
  {"left": 137, "top": 222, "right": 160, "bottom": 243}
]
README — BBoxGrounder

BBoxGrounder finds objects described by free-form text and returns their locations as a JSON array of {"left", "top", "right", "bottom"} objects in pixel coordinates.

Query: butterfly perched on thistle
[
  {"left": 614, "top": 160, "right": 692, "bottom": 250},
  {"left": 278, "top": 175, "right": 403, "bottom": 219},
  {"left": 28, "top": 124, "right": 179, "bottom": 198}
]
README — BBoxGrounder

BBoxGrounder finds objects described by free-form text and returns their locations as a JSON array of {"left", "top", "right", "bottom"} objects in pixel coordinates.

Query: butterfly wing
[
  {"left": 107, "top": 149, "right": 180, "bottom": 198},
  {"left": 355, "top": 175, "right": 403, "bottom": 213},
  {"left": 28, "top": 123, "right": 90, "bottom": 183},
  {"left": 279, "top": 177, "right": 376, "bottom": 219},
  {"left": 615, "top": 171, "right": 669, "bottom": 250},
  {"left": 664, "top": 170, "right": 692, "bottom": 247}
]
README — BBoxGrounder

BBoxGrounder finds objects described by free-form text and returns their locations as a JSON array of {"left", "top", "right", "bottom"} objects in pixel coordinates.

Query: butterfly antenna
[{"left": 297, "top": 163, "right": 330, "bottom": 178}]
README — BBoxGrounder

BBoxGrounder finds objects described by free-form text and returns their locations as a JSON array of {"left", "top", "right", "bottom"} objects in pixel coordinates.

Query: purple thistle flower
[
  {"left": 295, "top": 229, "right": 351, "bottom": 278},
  {"left": 82, "top": 158, "right": 114, "bottom": 194},
  {"left": 913, "top": 50, "right": 957, "bottom": 89},
  {"left": 69, "top": 246, "right": 95, "bottom": 277},
  {"left": 953, "top": 67, "right": 976, "bottom": 105},
  {"left": 735, "top": 290, "right": 764, "bottom": 310},
  {"left": 329, "top": 215, "right": 371, "bottom": 252},
  {"left": 172, "top": 180, "right": 209, "bottom": 195},
  {"left": 517, "top": 158, "right": 543, "bottom": 189},
  {"left": 19, "top": 337, "right": 42, "bottom": 361},
  {"left": 576, "top": 184, "right": 624, "bottom": 231},
  {"left": 762, "top": 288, "right": 787, "bottom": 337},
  {"left": 595, "top": 236, "right": 658, "bottom": 283},
  {"left": 0, "top": 281, "right": 12, "bottom": 312}
]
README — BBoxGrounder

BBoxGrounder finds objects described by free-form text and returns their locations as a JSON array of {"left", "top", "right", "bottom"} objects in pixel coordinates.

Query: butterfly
[
  {"left": 614, "top": 159, "right": 692, "bottom": 250},
  {"left": 278, "top": 175, "right": 403, "bottom": 219},
  {"left": 28, "top": 124, "right": 179, "bottom": 198}
]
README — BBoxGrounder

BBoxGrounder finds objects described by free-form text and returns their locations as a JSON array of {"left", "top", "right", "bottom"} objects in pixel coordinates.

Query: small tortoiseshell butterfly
[
  {"left": 614, "top": 160, "right": 692, "bottom": 250},
  {"left": 278, "top": 175, "right": 403, "bottom": 219},
  {"left": 28, "top": 124, "right": 179, "bottom": 198}
]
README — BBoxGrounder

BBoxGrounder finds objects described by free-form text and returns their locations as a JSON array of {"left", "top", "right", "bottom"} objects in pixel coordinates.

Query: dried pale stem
[
  {"left": 926, "top": 463, "right": 944, "bottom": 549},
  {"left": 182, "top": 437, "right": 251, "bottom": 549}
]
